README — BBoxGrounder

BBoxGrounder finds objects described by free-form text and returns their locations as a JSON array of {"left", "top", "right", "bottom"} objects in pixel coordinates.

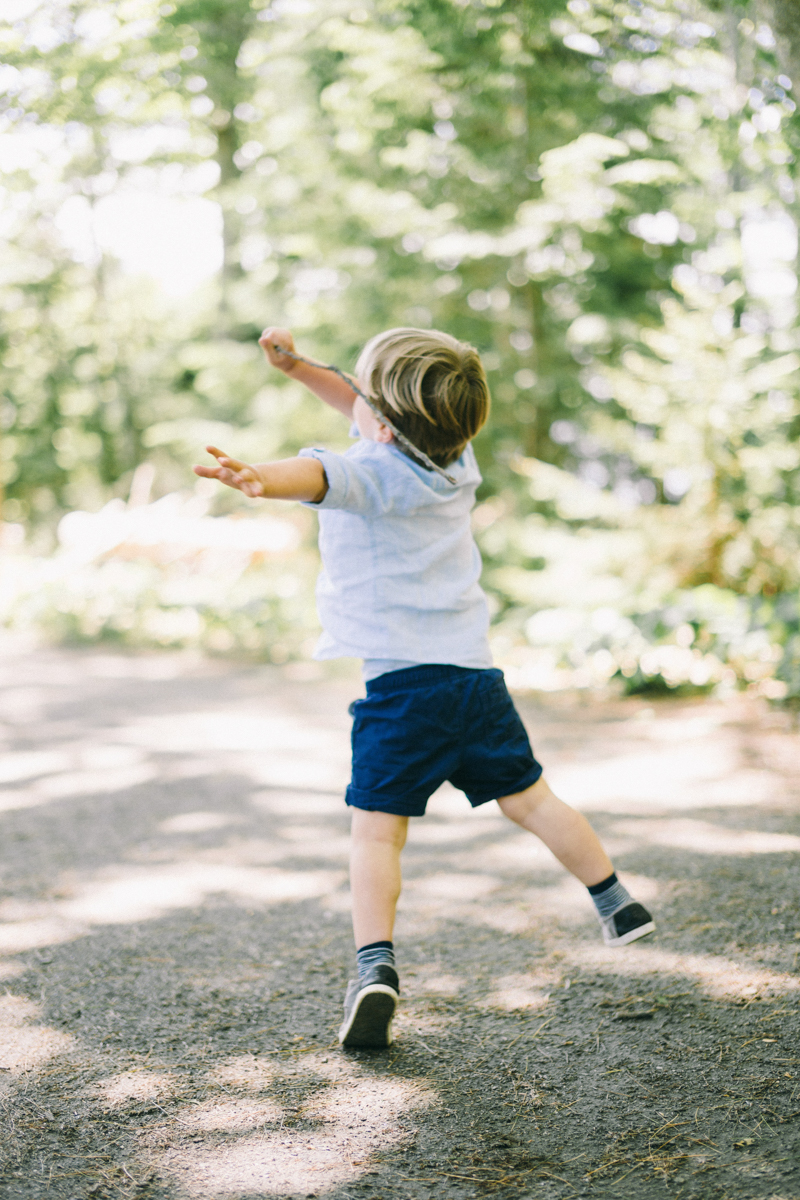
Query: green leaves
[{"left": 1, "top": 0, "right": 799, "bottom": 695}]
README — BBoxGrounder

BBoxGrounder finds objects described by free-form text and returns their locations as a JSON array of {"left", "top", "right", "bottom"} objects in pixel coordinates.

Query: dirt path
[{"left": 0, "top": 641, "right": 798, "bottom": 1200}]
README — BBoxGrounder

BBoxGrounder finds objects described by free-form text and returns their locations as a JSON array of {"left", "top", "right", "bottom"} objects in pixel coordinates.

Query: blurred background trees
[{"left": 1, "top": 0, "right": 800, "bottom": 697}]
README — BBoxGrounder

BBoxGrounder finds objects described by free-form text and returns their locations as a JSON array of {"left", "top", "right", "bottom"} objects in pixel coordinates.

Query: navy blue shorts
[{"left": 345, "top": 665, "right": 543, "bottom": 817}]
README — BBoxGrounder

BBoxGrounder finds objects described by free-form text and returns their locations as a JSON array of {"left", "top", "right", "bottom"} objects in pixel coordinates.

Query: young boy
[{"left": 194, "top": 325, "right": 655, "bottom": 1050}]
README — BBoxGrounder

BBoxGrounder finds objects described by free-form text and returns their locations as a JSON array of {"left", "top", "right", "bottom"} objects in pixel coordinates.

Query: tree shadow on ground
[{"left": 0, "top": 646, "right": 798, "bottom": 1200}]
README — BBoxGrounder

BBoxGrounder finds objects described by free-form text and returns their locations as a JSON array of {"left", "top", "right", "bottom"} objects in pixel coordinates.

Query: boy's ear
[{"left": 374, "top": 423, "right": 394, "bottom": 444}]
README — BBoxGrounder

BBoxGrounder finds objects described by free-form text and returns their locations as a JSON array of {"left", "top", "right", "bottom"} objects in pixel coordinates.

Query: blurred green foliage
[{"left": 1, "top": 0, "right": 799, "bottom": 695}]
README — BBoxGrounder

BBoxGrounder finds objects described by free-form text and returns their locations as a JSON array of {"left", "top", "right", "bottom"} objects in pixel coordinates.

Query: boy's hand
[
  {"left": 259, "top": 327, "right": 298, "bottom": 373},
  {"left": 258, "top": 327, "right": 356, "bottom": 419},
  {"left": 194, "top": 447, "right": 328, "bottom": 502},
  {"left": 193, "top": 446, "right": 265, "bottom": 497}
]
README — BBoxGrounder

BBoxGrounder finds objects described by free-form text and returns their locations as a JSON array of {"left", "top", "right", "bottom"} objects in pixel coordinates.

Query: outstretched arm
[
  {"left": 193, "top": 445, "right": 328, "bottom": 503},
  {"left": 260, "top": 326, "right": 357, "bottom": 418}
]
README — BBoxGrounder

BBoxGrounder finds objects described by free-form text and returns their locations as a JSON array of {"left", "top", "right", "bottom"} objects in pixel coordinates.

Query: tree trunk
[{"left": 768, "top": 0, "right": 800, "bottom": 81}]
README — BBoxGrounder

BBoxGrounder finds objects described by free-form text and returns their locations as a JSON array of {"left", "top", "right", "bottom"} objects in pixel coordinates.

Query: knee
[
  {"left": 497, "top": 775, "right": 554, "bottom": 826},
  {"left": 351, "top": 809, "right": 409, "bottom": 850}
]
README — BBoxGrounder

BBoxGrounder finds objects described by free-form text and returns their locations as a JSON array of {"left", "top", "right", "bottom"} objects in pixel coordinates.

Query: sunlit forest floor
[{"left": 0, "top": 641, "right": 798, "bottom": 1200}]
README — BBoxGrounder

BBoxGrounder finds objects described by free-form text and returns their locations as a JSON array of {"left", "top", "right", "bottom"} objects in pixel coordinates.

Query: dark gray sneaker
[
  {"left": 338, "top": 964, "right": 399, "bottom": 1049},
  {"left": 600, "top": 902, "right": 655, "bottom": 947}
]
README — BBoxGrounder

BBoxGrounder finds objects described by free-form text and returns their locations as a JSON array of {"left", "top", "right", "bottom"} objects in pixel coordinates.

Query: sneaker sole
[
  {"left": 604, "top": 920, "right": 656, "bottom": 948},
  {"left": 338, "top": 984, "right": 398, "bottom": 1049}
]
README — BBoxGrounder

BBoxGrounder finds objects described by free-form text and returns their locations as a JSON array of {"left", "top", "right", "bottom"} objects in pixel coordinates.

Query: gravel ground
[{"left": 0, "top": 641, "right": 798, "bottom": 1200}]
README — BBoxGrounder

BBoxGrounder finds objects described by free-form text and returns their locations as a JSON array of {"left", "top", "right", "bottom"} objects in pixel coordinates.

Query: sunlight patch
[
  {"left": 567, "top": 944, "right": 800, "bottom": 999},
  {"left": 0, "top": 862, "right": 343, "bottom": 954},
  {"left": 179, "top": 1098, "right": 282, "bottom": 1130},
  {"left": 475, "top": 904, "right": 535, "bottom": 935},
  {"left": 480, "top": 969, "right": 560, "bottom": 1011},
  {"left": 406, "top": 872, "right": 499, "bottom": 900},
  {"left": 207, "top": 1054, "right": 280, "bottom": 1091},
  {"left": 0, "top": 994, "right": 74, "bottom": 1073},
  {"left": 615, "top": 873, "right": 660, "bottom": 903},
  {"left": 0, "top": 749, "right": 71, "bottom": 785},
  {"left": 393, "top": 1009, "right": 459, "bottom": 1036},
  {"left": 159, "top": 811, "right": 237, "bottom": 833},
  {"left": 413, "top": 973, "right": 464, "bottom": 996},
  {"left": 521, "top": 876, "right": 595, "bottom": 921},
  {"left": 0, "top": 789, "right": 52, "bottom": 814},
  {"left": 0, "top": 917, "right": 84, "bottom": 955},
  {"left": 36, "top": 763, "right": 156, "bottom": 801},
  {"left": 406, "top": 817, "right": 502, "bottom": 845},
  {"left": 468, "top": 834, "right": 561, "bottom": 869},
  {"left": 635, "top": 713, "right": 726, "bottom": 741},
  {"left": 400, "top": 900, "right": 535, "bottom": 937},
  {"left": 83, "top": 654, "right": 189, "bottom": 681},
  {"left": 161, "top": 1131, "right": 374, "bottom": 1197},
  {"left": 94, "top": 1070, "right": 177, "bottom": 1108},
  {"left": 481, "top": 984, "right": 551, "bottom": 1012},
  {"left": 286, "top": 1051, "right": 365, "bottom": 1081},
  {"left": 191, "top": 838, "right": 287, "bottom": 867},
  {"left": 250, "top": 790, "right": 342, "bottom": 816},
  {"left": 0, "top": 751, "right": 154, "bottom": 813},
  {"left": 610, "top": 817, "right": 800, "bottom": 855},
  {"left": 60, "top": 863, "right": 345, "bottom": 925},
  {"left": 159, "top": 1075, "right": 435, "bottom": 1197},
  {"left": 277, "top": 824, "right": 351, "bottom": 858},
  {"left": 108, "top": 707, "right": 352, "bottom": 793},
  {"left": 548, "top": 743, "right": 778, "bottom": 811},
  {"left": 424, "top": 784, "right": 482, "bottom": 817},
  {"left": 303, "top": 1076, "right": 435, "bottom": 1126}
]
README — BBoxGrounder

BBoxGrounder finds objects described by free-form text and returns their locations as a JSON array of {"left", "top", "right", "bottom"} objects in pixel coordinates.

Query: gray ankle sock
[
  {"left": 588, "top": 873, "right": 632, "bottom": 919},
  {"left": 356, "top": 940, "right": 395, "bottom": 981}
]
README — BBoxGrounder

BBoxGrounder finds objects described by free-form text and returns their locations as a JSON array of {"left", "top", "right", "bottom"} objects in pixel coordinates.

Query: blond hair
[{"left": 354, "top": 327, "right": 491, "bottom": 469}]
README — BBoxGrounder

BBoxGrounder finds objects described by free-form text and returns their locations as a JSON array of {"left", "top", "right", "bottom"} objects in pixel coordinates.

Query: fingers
[
  {"left": 206, "top": 445, "right": 248, "bottom": 472},
  {"left": 259, "top": 326, "right": 297, "bottom": 370},
  {"left": 259, "top": 326, "right": 293, "bottom": 352},
  {"left": 195, "top": 448, "right": 264, "bottom": 497}
]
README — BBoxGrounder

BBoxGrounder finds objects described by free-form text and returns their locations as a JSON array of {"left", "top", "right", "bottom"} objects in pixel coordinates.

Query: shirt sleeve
[{"left": 298, "top": 446, "right": 387, "bottom": 514}]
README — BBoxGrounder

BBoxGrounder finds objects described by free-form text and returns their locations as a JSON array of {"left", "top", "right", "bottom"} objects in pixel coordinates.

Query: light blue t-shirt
[{"left": 299, "top": 437, "right": 493, "bottom": 678}]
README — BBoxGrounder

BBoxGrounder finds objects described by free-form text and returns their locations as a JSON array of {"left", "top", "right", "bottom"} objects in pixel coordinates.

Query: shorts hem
[
  {"left": 345, "top": 760, "right": 544, "bottom": 818},
  {"left": 345, "top": 785, "right": 429, "bottom": 818},
  {"left": 465, "top": 763, "right": 544, "bottom": 807}
]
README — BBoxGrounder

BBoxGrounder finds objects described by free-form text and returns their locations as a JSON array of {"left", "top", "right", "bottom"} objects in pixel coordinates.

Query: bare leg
[
  {"left": 497, "top": 775, "right": 613, "bottom": 887},
  {"left": 349, "top": 809, "right": 409, "bottom": 947}
]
